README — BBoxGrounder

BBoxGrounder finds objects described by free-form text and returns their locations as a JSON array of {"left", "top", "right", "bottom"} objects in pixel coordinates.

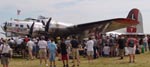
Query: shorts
[
  {"left": 119, "top": 48, "right": 124, "bottom": 56},
  {"left": 39, "top": 49, "right": 47, "bottom": 58},
  {"left": 87, "top": 51, "right": 94, "bottom": 56},
  {"left": 1, "top": 56, "right": 9, "bottom": 65},
  {"left": 62, "top": 54, "right": 68, "bottom": 60},
  {"left": 72, "top": 48, "right": 79, "bottom": 59},
  {"left": 128, "top": 47, "right": 135, "bottom": 54},
  {"left": 49, "top": 52, "right": 56, "bottom": 61}
]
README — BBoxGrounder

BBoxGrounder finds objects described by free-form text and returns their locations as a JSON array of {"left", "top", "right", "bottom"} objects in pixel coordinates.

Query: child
[
  {"left": 60, "top": 38, "right": 69, "bottom": 67},
  {"left": 47, "top": 38, "right": 57, "bottom": 67}
]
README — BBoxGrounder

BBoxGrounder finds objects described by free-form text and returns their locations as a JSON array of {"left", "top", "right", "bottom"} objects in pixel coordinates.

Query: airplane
[{"left": 1, "top": 8, "right": 141, "bottom": 39}]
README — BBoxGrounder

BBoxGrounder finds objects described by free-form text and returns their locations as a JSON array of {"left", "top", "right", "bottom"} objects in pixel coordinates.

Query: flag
[{"left": 17, "top": 10, "right": 21, "bottom": 15}]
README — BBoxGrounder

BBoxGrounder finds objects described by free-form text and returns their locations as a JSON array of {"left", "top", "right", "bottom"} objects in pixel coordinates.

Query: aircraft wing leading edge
[{"left": 57, "top": 18, "right": 139, "bottom": 37}]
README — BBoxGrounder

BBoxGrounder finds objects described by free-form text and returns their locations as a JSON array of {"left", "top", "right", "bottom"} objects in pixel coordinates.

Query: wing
[{"left": 60, "top": 18, "right": 139, "bottom": 36}]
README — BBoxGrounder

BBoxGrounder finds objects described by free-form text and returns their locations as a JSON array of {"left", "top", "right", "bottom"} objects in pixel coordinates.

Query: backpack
[{"left": 128, "top": 39, "right": 134, "bottom": 47}]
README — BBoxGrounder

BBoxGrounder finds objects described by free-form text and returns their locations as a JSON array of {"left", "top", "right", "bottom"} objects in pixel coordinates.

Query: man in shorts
[
  {"left": 47, "top": 38, "right": 57, "bottom": 67},
  {"left": 0, "top": 40, "right": 12, "bottom": 67},
  {"left": 127, "top": 36, "right": 137, "bottom": 63},
  {"left": 38, "top": 36, "right": 48, "bottom": 66},
  {"left": 85, "top": 37, "right": 94, "bottom": 63},
  {"left": 70, "top": 36, "right": 80, "bottom": 67},
  {"left": 60, "top": 38, "right": 69, "bottom": 67}
]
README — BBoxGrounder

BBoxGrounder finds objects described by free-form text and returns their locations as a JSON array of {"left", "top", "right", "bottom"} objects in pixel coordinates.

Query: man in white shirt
[
  {"left": 15, "top": 37, "right": 23, "bottom": 54},
  {"left": 26, "top": 39, "right": 34, "bottom": 60},
  {"left": 38, "top": 36, "right": 48, "bottom": 66},
  {"left": 0, "top": 40, "right": 12, "bottom": 67},
  {"left": 143, "top": 35, "right": 149, "bottom": 51},
  {"left": 85, "top": 37, "right": 94, "bottom": 63}
]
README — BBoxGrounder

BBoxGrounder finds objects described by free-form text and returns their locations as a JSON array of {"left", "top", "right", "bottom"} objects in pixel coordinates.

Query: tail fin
[
  {"left": 126, "top": 8, "right": 143, "bottom": 33},
  {"left": 127, "top": 8, "right": 143, "bottom": 23}
]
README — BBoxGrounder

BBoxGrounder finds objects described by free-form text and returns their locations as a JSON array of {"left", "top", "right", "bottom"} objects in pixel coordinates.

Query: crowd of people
[{"left": 0, "top": 34, "right": 150, "bottom": 67}]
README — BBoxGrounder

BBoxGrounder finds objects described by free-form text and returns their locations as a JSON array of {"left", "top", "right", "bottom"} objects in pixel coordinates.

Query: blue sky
[{"left": 0, "top": 0, "right": 150, "bottom": 37}]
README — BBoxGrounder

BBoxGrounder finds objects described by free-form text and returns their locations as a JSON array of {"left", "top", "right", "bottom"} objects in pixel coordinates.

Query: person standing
[
  {"left": 127, "top": 36, "right": 137, "bottom": 63},
  {"left": 143, "top": 35, "right": 148, "bottom": 51},
  {"left": 85, "top": 37, "right": 94, "bottom": 63},
  {"left": 38, "top": 36, "right": 48, "bottom": 66},
  {"left": 0, "top": 40, "right": 12, "bottom": 67},
  {"left": 65, "top": 37, "right": 71, "bottom": 60},
  {"left": 47, "top": 38, "right": 57, "bottom": 67},
  {"left": 70, "top": 36, "right": 80, "bottom": 67},
  {"left": 92, "top": 36, "right": 98, "bottom": 59},
  {"left": 61, "top": 38, "right": 69, "bottom": 67},
  {"left": 117, "top": 36, "right": 126, "bottom": 59},
  {"left": 26, "top": 39, "right": 34, "bottom": 60},
  {"left": 15, "top": 37, "right": 23, "bottom": 54}
]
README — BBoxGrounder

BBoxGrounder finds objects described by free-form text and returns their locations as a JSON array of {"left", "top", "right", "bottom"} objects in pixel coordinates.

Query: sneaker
[
  {"left": 72, "top": 65, "right": 75, "bottom": 67},
  {"left": 50, "top": 65, "right": 52, "bottom": 67},
  {"left": 63, "top": 65, "right": 65, "bottom": 67},
  {"left": 77, "top": 64, "right": 79, "bottom": 67},
  {"left": 66, "top": 64, "right": 69, "bottom": 67},
  {"left": 46, "top": 64, "right": 48, "bottom": 67},
  {"left": 54, "top": 65, "right": 56, "bottom": 67}
]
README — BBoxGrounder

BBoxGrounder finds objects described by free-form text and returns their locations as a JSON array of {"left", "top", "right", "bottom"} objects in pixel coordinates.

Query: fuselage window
[
  {"left": 20, "top": 25, "right": 24, "bottom": 28},
  {"left": 15, "top": 24, "right": 19, "bottom": 27},
  {"left": 9, "top": 23, "right": 12, "bottom": 26}
]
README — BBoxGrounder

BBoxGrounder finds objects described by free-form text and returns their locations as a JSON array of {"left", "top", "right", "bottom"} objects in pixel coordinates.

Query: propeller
[
  {"left": 45, "top": 17, "right": 52, "bottom": 32},
  {"left": 4, "top": 22, "right": 7, "bottom": 31},
  {"left": 28, "top": 22, "right": 35, "bottom": 37},
  {"left": 27, "top": 24, "right": 30, "bottom": 29},
  {"left": 41, "top": 20, "right": 46, "bottom": 26},
  {"left": 40, "top": 17, "right": 52, "bottom": 32}
]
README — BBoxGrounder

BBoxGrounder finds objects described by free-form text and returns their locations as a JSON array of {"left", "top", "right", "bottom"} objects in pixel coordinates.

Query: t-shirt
[
  {"left": 118, "top": 38, "right": 126, "bottom": 49},
  {"left": 71, "top": 39, "right": 79, "bottom": 48},
  {"left": 93, "top": 39, "right": 97, "bottom": 47},
  {"left": 109, "top": 37, "right": 115, "bottom": 46},
  {"left": 0, "top": 44, "right": 11, "bottom": 53},
  {"left": 143, "top": 37, "right": 148, "bottom": 43},
  {"left": 16, "top": 38, "right": 23, "bottom": 45},
  {"left": 47, "top": 41, "right": 57, "bottom": 53},
  {"left": 65, "top": 40, "right": 71, "bottom": 47},
  {"left": 86, "top": 40, "right": 94, "bottom": 51},
  {"left": 24, "top": 38, "right": 29, "bottom": 43},
  {"left": 38, "top": 40, "right": 48, "bottom": 49},
  {"left": 127, "top": 38, "right": 137, "bottom": 47},
  {"left": 103, "top": 46, "right": 110, "bottom": 55},
  {"left": 60, "top": 42, "right": 67, "bottom": 55},
  {"left": 26, "top": 41, "right": 35, "bottom": 49}
]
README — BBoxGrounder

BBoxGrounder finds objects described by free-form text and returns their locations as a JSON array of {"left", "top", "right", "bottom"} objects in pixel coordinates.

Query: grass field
[{"left": 1, "top": 52, "right": 150, "bottom": 67}]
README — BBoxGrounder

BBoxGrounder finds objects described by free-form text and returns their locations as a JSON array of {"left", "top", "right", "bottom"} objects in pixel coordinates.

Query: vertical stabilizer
[{"left": 127, "top": 8, "right": 143, "bottom": 33}]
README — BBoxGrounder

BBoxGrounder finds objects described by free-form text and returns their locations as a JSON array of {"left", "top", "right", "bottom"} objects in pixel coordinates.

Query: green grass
[{"left": 1, "top": 52, "right": 150, "bottom": 67}]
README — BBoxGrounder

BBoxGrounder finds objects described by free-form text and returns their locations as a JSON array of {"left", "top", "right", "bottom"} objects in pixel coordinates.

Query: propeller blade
[
  {"left": 45, "top": 17, "right": 52, "bottom": 32},
  {"left": 4, "top": 22, "right": 7, "bottom": 31},
  {"left": 29, "top": 22, "right": 35, "bottom": 36},
  {"left": 41, "top": 20, "right": 46, "bottom": 26},
  {"left": 27, "top": 24, "right": 30, "bottom": 29}
]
